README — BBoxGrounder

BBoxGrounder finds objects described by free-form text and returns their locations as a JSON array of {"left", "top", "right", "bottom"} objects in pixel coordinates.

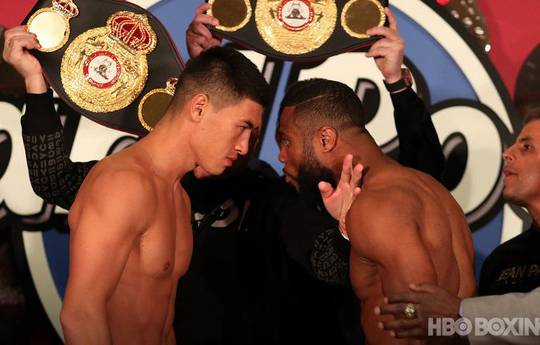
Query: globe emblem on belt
[
  {"left": 83, "top": 51, "right": 122, "bottom": 89},
  {"left": 278, "top": 0, "right": 314, "bottom": 31}
]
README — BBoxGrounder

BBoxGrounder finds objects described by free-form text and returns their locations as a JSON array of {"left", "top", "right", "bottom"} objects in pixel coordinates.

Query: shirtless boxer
[
  {"left": 54, "top": 46, "right": 269, "bottom": 345},
  {"left": 276, "top": 13, "right": 476, "bottom": 345},
  {"left": 278, "top": 78, "right": 476, "bottom": 345}
]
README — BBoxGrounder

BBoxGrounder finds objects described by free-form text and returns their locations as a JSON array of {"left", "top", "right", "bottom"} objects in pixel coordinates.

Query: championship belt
[
  {"left": 208, "top": 0, "right": 388, "bottom": 61},
  {"left": 24, "top": 0, "right": 184, "bottom": 136}
]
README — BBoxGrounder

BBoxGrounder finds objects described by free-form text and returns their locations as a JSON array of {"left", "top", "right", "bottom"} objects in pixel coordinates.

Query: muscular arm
[
  {"left": 21, "top": 91, "right": 97, "bottom": 209},
  {"left": 348, "top": 193, "right": 437, "bottom": 344},
  {"left": 60, "top": 171, "right": 151, "bottom": 345},
  {"left": 392, "top": 88, "right": 445, "bottom": 181}
]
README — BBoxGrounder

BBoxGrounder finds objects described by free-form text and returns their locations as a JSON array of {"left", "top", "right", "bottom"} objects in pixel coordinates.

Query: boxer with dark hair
[
  {"left": 171, "top": 47, "right": 270, "bottom": 114},
  {"left": 277, "top": 76, "right": 476, "bottom": 344},
  {"left": 60, "top": 46, "right": 268, "bottom": 345}
]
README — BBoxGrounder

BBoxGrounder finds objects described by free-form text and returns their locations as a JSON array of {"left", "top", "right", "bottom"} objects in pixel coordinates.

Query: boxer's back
[
  {"left": 347, "top": 165, "right": 475, "bottom": 345},
  {"left": 403, "top": 167, "right": 475, "bottom": 296}
]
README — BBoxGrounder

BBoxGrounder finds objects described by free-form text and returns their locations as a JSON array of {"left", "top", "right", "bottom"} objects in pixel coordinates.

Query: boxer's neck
[
  {"left": 137, "top": 114, "right": 196, "bottom": 183},
  {"left": 336, "top": 133, "right": 395, "bottom": 187}
]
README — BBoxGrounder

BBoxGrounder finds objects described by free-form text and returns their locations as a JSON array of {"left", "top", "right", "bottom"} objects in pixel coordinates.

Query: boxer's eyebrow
[
  {"left": 518, "top": 136, "right": 533, "bottom": 143},
  {"left": 243, "top": 120, "right": 258, "bottom": 131}
]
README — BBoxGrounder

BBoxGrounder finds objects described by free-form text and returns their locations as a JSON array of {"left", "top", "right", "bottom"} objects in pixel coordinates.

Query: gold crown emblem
[
  {"left": 107, "top": 11, "right": 157, "bottom": 54},
  {"left": 52, "top": 0, "right": 79, "bottom": 18}
]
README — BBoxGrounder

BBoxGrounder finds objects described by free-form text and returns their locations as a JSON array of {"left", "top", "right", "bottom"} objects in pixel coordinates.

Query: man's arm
[
  {"left": 21, "top": 91, "right": 97, "bottom": 209},
  {"left": 366, "top": 8, "right": 445, "bottom": 181},
  {"left": 348, "top": 193, "right": 438, "bottom": 344},
  {"left": 377, "top": 284, "right": 540, "bottom": 345},
  {"left": 2, "top": 25, "right": 97, "bottom": 209},
  {"left": 462, "top": 288, "right": 540, "bottom": 345},
  {"left": 391, "top": 88, "right": 445, "bottom": 181},
  {"left": 60, "top": 171, "right": 151, "bottom": 345}
]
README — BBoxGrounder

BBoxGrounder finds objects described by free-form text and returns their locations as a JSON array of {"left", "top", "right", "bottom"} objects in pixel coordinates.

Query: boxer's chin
[
  {"left": 298, "top": 163, "right": 336, "bottom": 209},
  {"left": 193, "top": 166, "right": 212, "bottom": 179}
]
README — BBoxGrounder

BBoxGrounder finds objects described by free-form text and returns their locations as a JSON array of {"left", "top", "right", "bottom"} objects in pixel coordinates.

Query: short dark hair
[
  {"left": 280, "top": 78, "right": 366, "bottom": 133},
  {"left": 522, "top": 101, "right": 540, "bottom": 125},
  {"left": 172, "top": 46, "right": 270, "bottom": 110}
]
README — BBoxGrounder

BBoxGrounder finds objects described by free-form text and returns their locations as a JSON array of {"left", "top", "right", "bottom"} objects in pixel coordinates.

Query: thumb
[{"left": 318, "top": 181, "right": 334, "bottom": 199}]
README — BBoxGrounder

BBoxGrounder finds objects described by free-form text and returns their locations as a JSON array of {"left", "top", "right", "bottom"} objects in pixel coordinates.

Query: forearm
[
  {"left": 462, "top": 287, "right": 540, "bottom": 320},
  {"left": 21, "top": 91, "right": 97, "bottom": 209},
  {"left": 61, "top": 306, "right": 112, "bottom": 345},
  {"left": 391, "top": 88, "right": 445, "bottom": 181},
  {"left": 25, "top": 74, "right": 48, "bottom": 94},
  {"left": 22, "top": 130, "right": 96, "bottom": 209}
]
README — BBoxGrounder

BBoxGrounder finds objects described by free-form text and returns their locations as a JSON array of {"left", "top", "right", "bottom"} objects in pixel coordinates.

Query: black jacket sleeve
[
  {"left": 20, "top": 91, "right": 97, "bottom": 209},
  {"left": 392, "top": 87, "right": 445, "bottom": 181}
]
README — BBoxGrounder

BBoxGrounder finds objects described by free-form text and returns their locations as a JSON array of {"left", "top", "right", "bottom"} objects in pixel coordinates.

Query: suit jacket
[{"left": 463, "top": 287, "right": 540, "bottom": 344}]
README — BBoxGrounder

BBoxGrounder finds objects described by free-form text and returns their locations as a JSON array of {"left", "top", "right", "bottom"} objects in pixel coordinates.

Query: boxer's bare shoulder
[
  {"left": 347, "top": 181, "right": 430, "bottom": 280},
  {"left": 69, "top": 152, "right": 157, "bottom": 231},
  {"left": 345, "top": 165, "right": 474, "bottom": 345}
]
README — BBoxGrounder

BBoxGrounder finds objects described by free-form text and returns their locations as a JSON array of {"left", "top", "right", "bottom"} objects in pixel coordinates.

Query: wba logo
[{"left": 0, "top": 0, "right": 523, "bottom": 341}]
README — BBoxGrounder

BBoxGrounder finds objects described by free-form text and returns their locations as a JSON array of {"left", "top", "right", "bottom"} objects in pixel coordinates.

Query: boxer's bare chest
[{"left": 137, "top": 183, "right": 192, "bottom": 281}]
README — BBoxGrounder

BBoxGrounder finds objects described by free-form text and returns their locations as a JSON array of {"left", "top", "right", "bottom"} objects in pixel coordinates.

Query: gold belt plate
[
  {"left": 341, "top": 0, "right": 385, "bottom": 39},
  {"left": 27, "top": 0, "right": 79, "bottom": 52},
  {"left": 138, "top": 78, "right": 178, "bottom": 131},
  {"left": 60, "top": 11, "right": 157, "bottom": 113},
  {"left": 208, "top": 0, "right": 252, "bottom": 32},
  {"left": 255, "top": 0, "right": 337, "bottom": 55}
]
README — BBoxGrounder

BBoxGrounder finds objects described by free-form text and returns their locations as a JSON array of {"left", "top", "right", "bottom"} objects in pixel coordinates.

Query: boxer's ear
[
  {"left": 189, "top": 93, "right": 210, "bottom": 122},
  {"left": 317, "top": 126, "right": 337, "bottom": 152}
]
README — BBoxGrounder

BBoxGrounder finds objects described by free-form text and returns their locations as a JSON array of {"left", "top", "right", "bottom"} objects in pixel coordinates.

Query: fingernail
[
  {"left": 374, "top": 306, "right": 380, "bottom": 315},
  {"left": 390, "top": 331, "right": 396, "bottom": 337},
  {"left": 384, "top": 297, "right": 388, "bottom": 304},
  {"left": 378, "top": 322, "right": 383, "bottom": 329}
]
